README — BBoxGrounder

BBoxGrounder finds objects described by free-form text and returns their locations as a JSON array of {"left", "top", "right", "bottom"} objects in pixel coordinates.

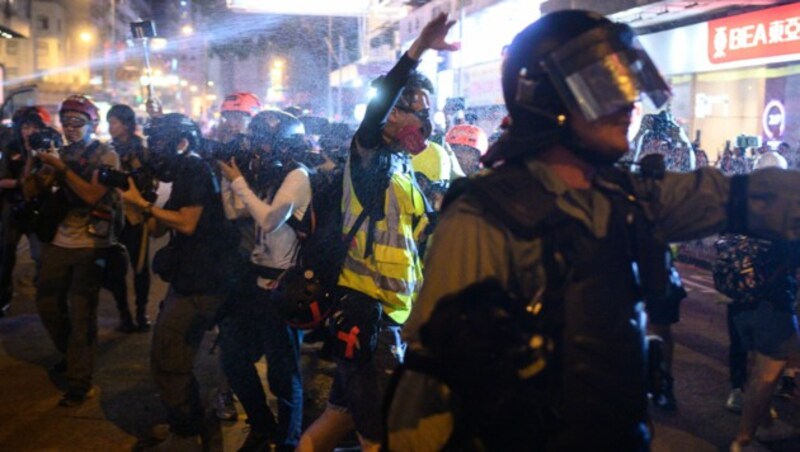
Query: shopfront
[
  {"left": 397, "top": 0, "right": 541, "bottom": 132},
  {"left": 638, "top": 2, "right": 800, "bottom": 163}
]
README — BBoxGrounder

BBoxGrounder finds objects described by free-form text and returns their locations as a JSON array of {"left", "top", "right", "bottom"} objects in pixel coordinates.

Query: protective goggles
[
  {"left": 521, "top": 23, "right": 671, "bottom": 122},
  {"left": 396, "top": 105, "right": 433, "bottom": 139},
  {"left": 60, "top": 116, "right": 89, "bottom": 128}
]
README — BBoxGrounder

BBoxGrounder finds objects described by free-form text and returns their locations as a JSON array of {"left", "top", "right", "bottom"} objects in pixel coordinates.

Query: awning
[{"left": 0, "top": 24, "right": 25, "bottom": 39}]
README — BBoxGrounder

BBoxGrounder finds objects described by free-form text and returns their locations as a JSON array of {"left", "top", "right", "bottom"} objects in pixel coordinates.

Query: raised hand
[{"left": 408, "top": 12, "right": 460, "bottom": 60}]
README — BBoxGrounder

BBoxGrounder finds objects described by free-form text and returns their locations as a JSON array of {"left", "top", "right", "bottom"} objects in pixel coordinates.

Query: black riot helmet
[
  {"left": 143, "top": 113, "right": 202, "bottom": 181},
  {"left": 486, "top": 10, "right": 671, "bottom": 164},
  {"left": 248, "top": 110, "right": 306, "bottom": 154}
]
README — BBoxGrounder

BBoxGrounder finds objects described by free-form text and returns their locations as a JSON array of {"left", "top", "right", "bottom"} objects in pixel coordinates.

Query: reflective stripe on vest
[{"left": 338, "top": 159, "right": 426, "bottom": 324}]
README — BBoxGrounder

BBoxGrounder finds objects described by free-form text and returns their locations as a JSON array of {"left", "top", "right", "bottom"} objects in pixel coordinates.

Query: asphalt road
[{"left": 1, "top": 236, "right": 799, "bottom": 451}]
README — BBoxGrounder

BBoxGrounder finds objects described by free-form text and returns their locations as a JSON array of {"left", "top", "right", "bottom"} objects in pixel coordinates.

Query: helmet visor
[{"left": 544, "top": 24, "right": 671, "bottom": 122}]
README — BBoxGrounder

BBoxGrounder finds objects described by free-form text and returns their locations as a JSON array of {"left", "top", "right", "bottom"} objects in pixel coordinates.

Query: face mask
[{"left": 395, "top": 125, "right": 427, "bottom": 155}]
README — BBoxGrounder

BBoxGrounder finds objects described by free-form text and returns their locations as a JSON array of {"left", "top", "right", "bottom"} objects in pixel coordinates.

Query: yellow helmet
[{"left": 412, "top": 141, "right": 451, "bottom": 183}]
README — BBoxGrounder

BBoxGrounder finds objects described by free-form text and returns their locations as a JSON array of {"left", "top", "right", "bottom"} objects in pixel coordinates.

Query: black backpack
[{"left": 271, "top": 163, "right": 365, "bottom": 329}]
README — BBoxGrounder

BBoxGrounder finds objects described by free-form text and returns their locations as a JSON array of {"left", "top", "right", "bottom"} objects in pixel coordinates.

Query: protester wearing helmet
[
  {"left": 218, "top": 92, "right": 261, "bottom": 143},
  {"left": 388, "top": 10, "right": 800, "bottom": 450},
  {"left": 297, "top": 13, "right": 457, "bottom": 452},
  {"left": 0, "top": 107, "right": 50, "bottom": 317},
  {"left": 445, "top": 123, "right": 488, "bottom": 175},
  {"left": 33, "top": 94, "right": 122, "bottom": 407},
  {"left": 214, "top": 109, "right": 312, "bottom": 451},
  {"left": 120, "top": 113, "right": 235, "bottom": 451},
  {"left": 106, "top": 104, "right": 157, "bottom": 332}
]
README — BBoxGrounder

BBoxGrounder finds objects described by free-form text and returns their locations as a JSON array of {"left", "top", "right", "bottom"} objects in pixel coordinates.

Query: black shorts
[
  {"left": 733, "top": 302, "right": 800, "bottom": 360},
  {"left": 328, "top": 321, "right": 405, "bottom": 442}
]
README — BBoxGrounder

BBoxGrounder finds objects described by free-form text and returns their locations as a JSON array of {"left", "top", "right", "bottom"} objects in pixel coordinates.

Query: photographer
[
  {"left": 34, "top": 95, "right": 122, "bottom": 407},
  {"left": 121, "top": 113, "right": 234, "bottom": 451},
  {"left": 106, "top": 104, "right": 157, "bottom": 332},
  {"left": 214, "top": 92, "right": 262, "bottom": 144},
  {"left": 217, "top": 110, "right": 310, "bottom": 451},
  {"left": 0, "top": 106, "right": 50, "bottom": 317}
]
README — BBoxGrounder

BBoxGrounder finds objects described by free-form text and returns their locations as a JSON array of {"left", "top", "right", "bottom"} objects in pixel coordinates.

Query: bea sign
[{"left": 709, "top": 3, "right": 800, "bottom": 64}]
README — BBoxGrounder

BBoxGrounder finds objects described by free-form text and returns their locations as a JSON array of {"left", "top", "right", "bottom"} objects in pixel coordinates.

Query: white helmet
[{"left": 753, "top": 150, "right": 788, "bottom": 170}]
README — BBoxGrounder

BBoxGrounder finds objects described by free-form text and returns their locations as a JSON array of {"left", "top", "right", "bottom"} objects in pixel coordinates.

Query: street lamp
[
  {"left": 181, "top": 25, "right": 194, "bottom": 36},
  {"left": 79, "top": 31, "right": 93, "bottom": 43},
  {"left": 150, "top": 37, "right": 168, "bottom": 52}
]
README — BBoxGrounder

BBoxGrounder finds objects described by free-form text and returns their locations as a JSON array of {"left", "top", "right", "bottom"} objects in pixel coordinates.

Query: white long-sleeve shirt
[{"left": 227, "top": 167, "right": 312, "bottom": 288}]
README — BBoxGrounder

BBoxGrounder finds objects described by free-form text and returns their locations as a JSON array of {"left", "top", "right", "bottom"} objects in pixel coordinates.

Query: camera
[
  {"left": 98, "top": 166, "right": 130, "bottom": 190},
  {"left": 735, "top": 135, "right": 761, "bottom": 149},
  {"left": 29, "top": 127, "right": 63, "bottom": 151}
]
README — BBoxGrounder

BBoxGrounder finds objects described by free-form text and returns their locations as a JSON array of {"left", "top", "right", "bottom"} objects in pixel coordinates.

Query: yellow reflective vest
[{"left": 338, "top": 158, "right": 428, "bottom": 324}]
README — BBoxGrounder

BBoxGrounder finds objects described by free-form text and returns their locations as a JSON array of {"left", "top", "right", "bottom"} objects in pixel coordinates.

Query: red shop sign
[{"left": 708, "top": 3, "right": 800, "bottom": 64}]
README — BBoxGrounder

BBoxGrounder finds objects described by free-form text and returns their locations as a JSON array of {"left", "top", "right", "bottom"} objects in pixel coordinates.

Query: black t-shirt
[
  {"left": 164, "top": 154, "right": 233, "bottom": 295},
  {"left": 0, "top": 140, "right": 26, "bottom": 204}
]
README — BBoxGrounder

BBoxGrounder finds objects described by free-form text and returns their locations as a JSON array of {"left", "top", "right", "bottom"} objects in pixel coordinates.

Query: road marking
[{"left": 681, "top": 278, "right": 717, "bottom": 294}]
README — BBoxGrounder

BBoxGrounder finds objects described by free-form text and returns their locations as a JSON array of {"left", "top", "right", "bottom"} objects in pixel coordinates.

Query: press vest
[{"left": 338, "top": 158, "right": 428, "bottom": 324}]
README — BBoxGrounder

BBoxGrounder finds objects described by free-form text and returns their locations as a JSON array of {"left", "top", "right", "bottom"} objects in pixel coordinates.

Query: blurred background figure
[
  {"left": 445, "top": 124, "right": 489, "bottom": 175},
  {"left": 215, "top": 92, "right": 262, "bottom": 144},
  {"left": 631, "top": 109, "right": 695, "bottom": 173},
  {"left": 0, "top": 106, "right": 51, "bottom": 317}
]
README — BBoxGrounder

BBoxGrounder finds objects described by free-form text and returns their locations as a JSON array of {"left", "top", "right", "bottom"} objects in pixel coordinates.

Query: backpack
[
  {"left": 712, "top": 234, "right": 783, "bottom": 302},
  {"left": 271, "top": 163, "right": 363, "bottom": 329}
]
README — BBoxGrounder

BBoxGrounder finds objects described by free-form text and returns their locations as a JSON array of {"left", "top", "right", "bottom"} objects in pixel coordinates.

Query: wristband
[{"left": 142, "top": 202, "right": 154, "bottom": 217}]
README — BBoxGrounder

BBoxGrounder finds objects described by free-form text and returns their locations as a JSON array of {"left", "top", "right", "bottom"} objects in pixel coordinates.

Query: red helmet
[
  {"left": 445, "top": 124, "right": 489, "bottom": 155},
  {"left": 60, "top": 95, "right": 100, "bottom": 122},
  {"left": 12, "top": 106, "right": 52, "bottom": 128},
  {"left": 221, "top": 92, "right": 261, "bottom": 116}
]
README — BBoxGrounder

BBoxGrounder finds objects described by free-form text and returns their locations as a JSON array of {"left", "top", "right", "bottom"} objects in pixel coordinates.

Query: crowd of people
[{"left": 1, "top": 9, "right": 800, "bottom": 452}]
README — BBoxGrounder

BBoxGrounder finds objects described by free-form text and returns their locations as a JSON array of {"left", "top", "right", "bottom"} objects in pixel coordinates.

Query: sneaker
[
  {"left": 144, "top": 432, "right": 202, "bottom": 452},
  {"left": 58, "top": 386, "right": 97, "bottom": 407},
  {"left": 212, "top": 388, "right": 238, "bottom": 421},
  {"left": 775, "top": 375, "right": 797, "bottom": 399},
  {"left": 137, "top": 307, "right": 152, "bottom": 332},
  {"left": 726, "top": 388, "right": 743, "bottom": 414},
  {"left": 238, "top": 427, "right": 275, "bottom": 452}
]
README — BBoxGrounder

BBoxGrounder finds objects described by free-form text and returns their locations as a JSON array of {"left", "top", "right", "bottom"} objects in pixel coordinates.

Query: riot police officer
[{"left": 389, "top": 10, "right": 800, "bottom": 450}]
